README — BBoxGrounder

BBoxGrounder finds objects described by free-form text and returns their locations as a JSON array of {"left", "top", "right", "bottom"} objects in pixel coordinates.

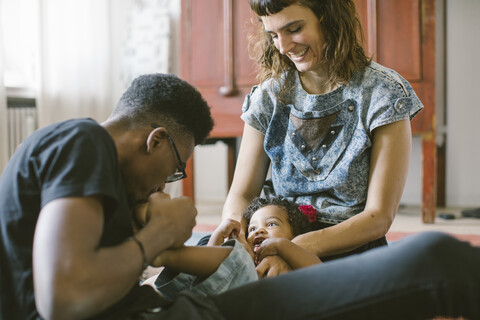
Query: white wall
[
  {"left": 194, "top": 142, "right": 229, "bottom": 202},
  {"left": 193, "top": 0, "right": 480, "bottom": 209},
  {"left": 444, "top": 0, "right": 480, "bottom": 207},
  {"left": 400, "top": 138, "right": 422, "bottom": 205},
  {"left": 110, "top": 0, "right": 182, "bottom": 104}
]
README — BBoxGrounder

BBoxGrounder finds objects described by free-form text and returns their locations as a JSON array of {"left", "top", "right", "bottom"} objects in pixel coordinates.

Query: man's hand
[
  {"left": 208, "top": 218, "right": 241, "bottom": 246},
  {"left": 255, "top": 255, "right": 291, "bottom": 278},
  {"left": 144, "top": 192, "right": 197, "bottom": 249}
]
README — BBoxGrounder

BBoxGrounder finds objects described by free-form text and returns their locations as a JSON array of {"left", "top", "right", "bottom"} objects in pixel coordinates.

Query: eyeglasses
[
  {"left": 151, "top": 124, "right": 187, "bottom": 183},
  {"left": 165, "top": 134, "right": 187, "bottom": 182}
]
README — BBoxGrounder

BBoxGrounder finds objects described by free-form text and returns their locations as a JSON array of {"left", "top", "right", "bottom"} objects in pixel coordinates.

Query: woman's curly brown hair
[
  {"left": 242, "top": 196, "right": 320, "bottom": 236},
  {"left": 248, "top": 0, "right": 371, "bottom": 98}
]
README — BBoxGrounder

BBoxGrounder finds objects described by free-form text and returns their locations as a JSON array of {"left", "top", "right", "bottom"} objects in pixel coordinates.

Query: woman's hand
[
  {"left": 255, "top": 255, "right": 291, "bottom": 278},
  {"left": 208, "top": 218, "right": 255, "bottom": 259},
  {"left": 208, "top": 218, "right": 241, "bottom": 246}
]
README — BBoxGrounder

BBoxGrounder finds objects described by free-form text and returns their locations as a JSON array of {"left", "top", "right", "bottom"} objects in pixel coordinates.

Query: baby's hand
[
  {"left": 150, "top": 248, "right": 175, "bottom": 268},
  {"left": 132, "top": 202, "right": 148, "bottom": 232},
  {"left": 150, "top": 254, "right": 165, "bottom": 268},
  {"left": 254, "top": 238, "right": 288, "bottom": 264},
  {"left": 132, "top": 192, "right": 171, "bottom": 232},
  {"left": 255, "top": 255, "right": 291, "bottom": 278},
  {"left": 208, "top": 218, "right": 241, "bottom": 246}
]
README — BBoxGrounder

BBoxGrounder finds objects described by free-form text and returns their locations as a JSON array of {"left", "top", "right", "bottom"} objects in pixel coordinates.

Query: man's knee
[{"left": 406, "top": 231, "right": 462, "bottom": 261}]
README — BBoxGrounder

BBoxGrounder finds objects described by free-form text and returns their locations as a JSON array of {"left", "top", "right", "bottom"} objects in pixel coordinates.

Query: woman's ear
[{"left": 146, "top": 126, "right": 168, "bottom": 153}]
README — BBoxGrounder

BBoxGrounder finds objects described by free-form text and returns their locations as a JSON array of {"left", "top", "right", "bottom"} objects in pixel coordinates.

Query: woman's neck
[{"left": 299, "top": 71, "right": 339, "bottom": 95}]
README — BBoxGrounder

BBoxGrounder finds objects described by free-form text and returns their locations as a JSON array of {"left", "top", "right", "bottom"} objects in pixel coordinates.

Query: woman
[{"left": 222, "top": 0, "right": 422, "bottom": 268}]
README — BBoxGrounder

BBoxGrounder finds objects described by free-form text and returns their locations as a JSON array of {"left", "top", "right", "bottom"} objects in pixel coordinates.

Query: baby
[
  {"left": 242, "top": 196, "right": 322, "bottom": 268},
  {"left": 143, "top": 196, "right": 323, "bottom": 300}
]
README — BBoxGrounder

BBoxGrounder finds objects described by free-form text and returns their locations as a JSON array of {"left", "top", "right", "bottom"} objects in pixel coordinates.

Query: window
[{"left": 1, "top": 0, "right": 39, "bottom": 96}]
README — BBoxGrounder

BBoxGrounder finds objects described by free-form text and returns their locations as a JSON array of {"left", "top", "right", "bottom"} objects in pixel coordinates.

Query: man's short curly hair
[
  {"left": 242, "top": 196, "right": 319, "bottom": 236},
  {"left": 111, "top": 73, "right": 214, "bottom": 145}
]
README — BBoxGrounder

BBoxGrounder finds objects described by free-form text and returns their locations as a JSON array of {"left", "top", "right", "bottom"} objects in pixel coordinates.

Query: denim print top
[{"left": 241, "top": 62, "right": 423, "bottom": 224}]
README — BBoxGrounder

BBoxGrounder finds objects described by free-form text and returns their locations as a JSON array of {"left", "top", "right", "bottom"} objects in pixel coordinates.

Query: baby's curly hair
[{"left": 242, "top": 196, "right": 320, "bottom": 236}]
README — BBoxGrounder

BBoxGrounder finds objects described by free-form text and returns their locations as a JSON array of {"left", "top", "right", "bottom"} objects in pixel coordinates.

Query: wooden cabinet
[
  {"left": 181, "top": 0, "right": 442, "bottom": 223},
  {"left": 180, "top": 0, "right": 257, "bottom": 201},
  {"left": 354, "top": 0, "right": 441, "bottom": 223},
  {"left": 181, "top": 0, "right": 257, "bottom": 138}
]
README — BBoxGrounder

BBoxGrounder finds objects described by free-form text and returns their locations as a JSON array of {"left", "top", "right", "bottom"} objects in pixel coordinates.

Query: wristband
[{"left": 131, "top": 235, "right": 149, "bottom": 272}]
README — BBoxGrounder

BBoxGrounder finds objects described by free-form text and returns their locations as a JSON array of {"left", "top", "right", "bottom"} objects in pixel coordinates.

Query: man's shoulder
[
  {"left": 23, "top": 118, "right": 114, "bottom": 163},
  {"left": 39, "top": 118, "right": 109, "bottom": 143},
  {"left": 56, "top": 118, "right": 103, "bottom": 134}
]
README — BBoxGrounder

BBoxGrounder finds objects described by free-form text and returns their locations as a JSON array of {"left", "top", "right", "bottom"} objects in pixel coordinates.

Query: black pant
[{"left": 130, "top": 232, "right": 479, "bottom": 320}]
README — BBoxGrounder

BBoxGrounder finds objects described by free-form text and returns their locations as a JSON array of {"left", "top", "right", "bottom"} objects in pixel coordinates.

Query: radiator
[{"left": 7, "top": 106, "right": 37, "bottom": 157}]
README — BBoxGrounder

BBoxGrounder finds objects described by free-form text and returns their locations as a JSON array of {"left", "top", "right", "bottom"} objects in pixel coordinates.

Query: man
[{"left": 0, "top": 73, "right": 214, "bottom": 319}]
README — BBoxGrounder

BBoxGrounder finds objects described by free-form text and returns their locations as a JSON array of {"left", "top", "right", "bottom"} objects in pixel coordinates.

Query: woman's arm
[
  {"left": 207, "top": 218, "right": 242, "bottom": 246},
  {"left": 222, "top": 124, "right": 271, "bottom": 222},
  {"left": 293, "top": 119, "right": 412, "bottom": 257},
  {"left": 153, "top": 246, "right": 233, "bottom": 278}
]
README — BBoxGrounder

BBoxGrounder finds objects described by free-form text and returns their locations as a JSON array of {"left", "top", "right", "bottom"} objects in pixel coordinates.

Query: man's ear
[{"left": 146, "top": 126, "right": 168, "bottom": 153}]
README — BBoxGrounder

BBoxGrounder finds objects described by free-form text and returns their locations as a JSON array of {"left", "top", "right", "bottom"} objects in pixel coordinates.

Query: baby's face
[{"left": 246, "top": 205, "right": 295, "bottom": 251}]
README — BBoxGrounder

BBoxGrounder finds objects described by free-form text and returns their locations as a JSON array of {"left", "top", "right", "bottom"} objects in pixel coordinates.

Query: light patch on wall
[
  {"left": 123, "top": 0, "right": 171, "bottom": 87},
  {"left": 194, "top": 142, "right": 228, "bottom": 203},
  {"left": 400, "top": 136, "right": 422, "bottom": 206}
]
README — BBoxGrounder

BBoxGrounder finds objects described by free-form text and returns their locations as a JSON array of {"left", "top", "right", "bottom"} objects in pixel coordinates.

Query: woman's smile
[{"left": 288, "top": 47, "right": 309, "bottom": 62}]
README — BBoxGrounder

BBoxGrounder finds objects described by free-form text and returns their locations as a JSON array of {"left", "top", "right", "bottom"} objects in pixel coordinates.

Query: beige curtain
[
  {"left": 0, "top": 0, "right": 9, "bottom": 172},
  {"left": 37, "top": 0, "right": 114, "bottom": 127}
]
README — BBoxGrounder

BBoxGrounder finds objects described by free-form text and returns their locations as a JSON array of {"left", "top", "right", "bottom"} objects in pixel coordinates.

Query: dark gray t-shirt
[{"left": 0, "top": 118, "right": 133, "bottom": 319}]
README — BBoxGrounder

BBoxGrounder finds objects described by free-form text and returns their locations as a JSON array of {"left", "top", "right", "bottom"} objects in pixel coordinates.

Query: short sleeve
[
  {"left": 241, "top": 84, "right": 274, "bottom": 134},
  {"left": 365, "top": 65, "right": 424, "bottom": 132},
  {"left": 38, "top": 121, "right": 121, "bottom": 209}
]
